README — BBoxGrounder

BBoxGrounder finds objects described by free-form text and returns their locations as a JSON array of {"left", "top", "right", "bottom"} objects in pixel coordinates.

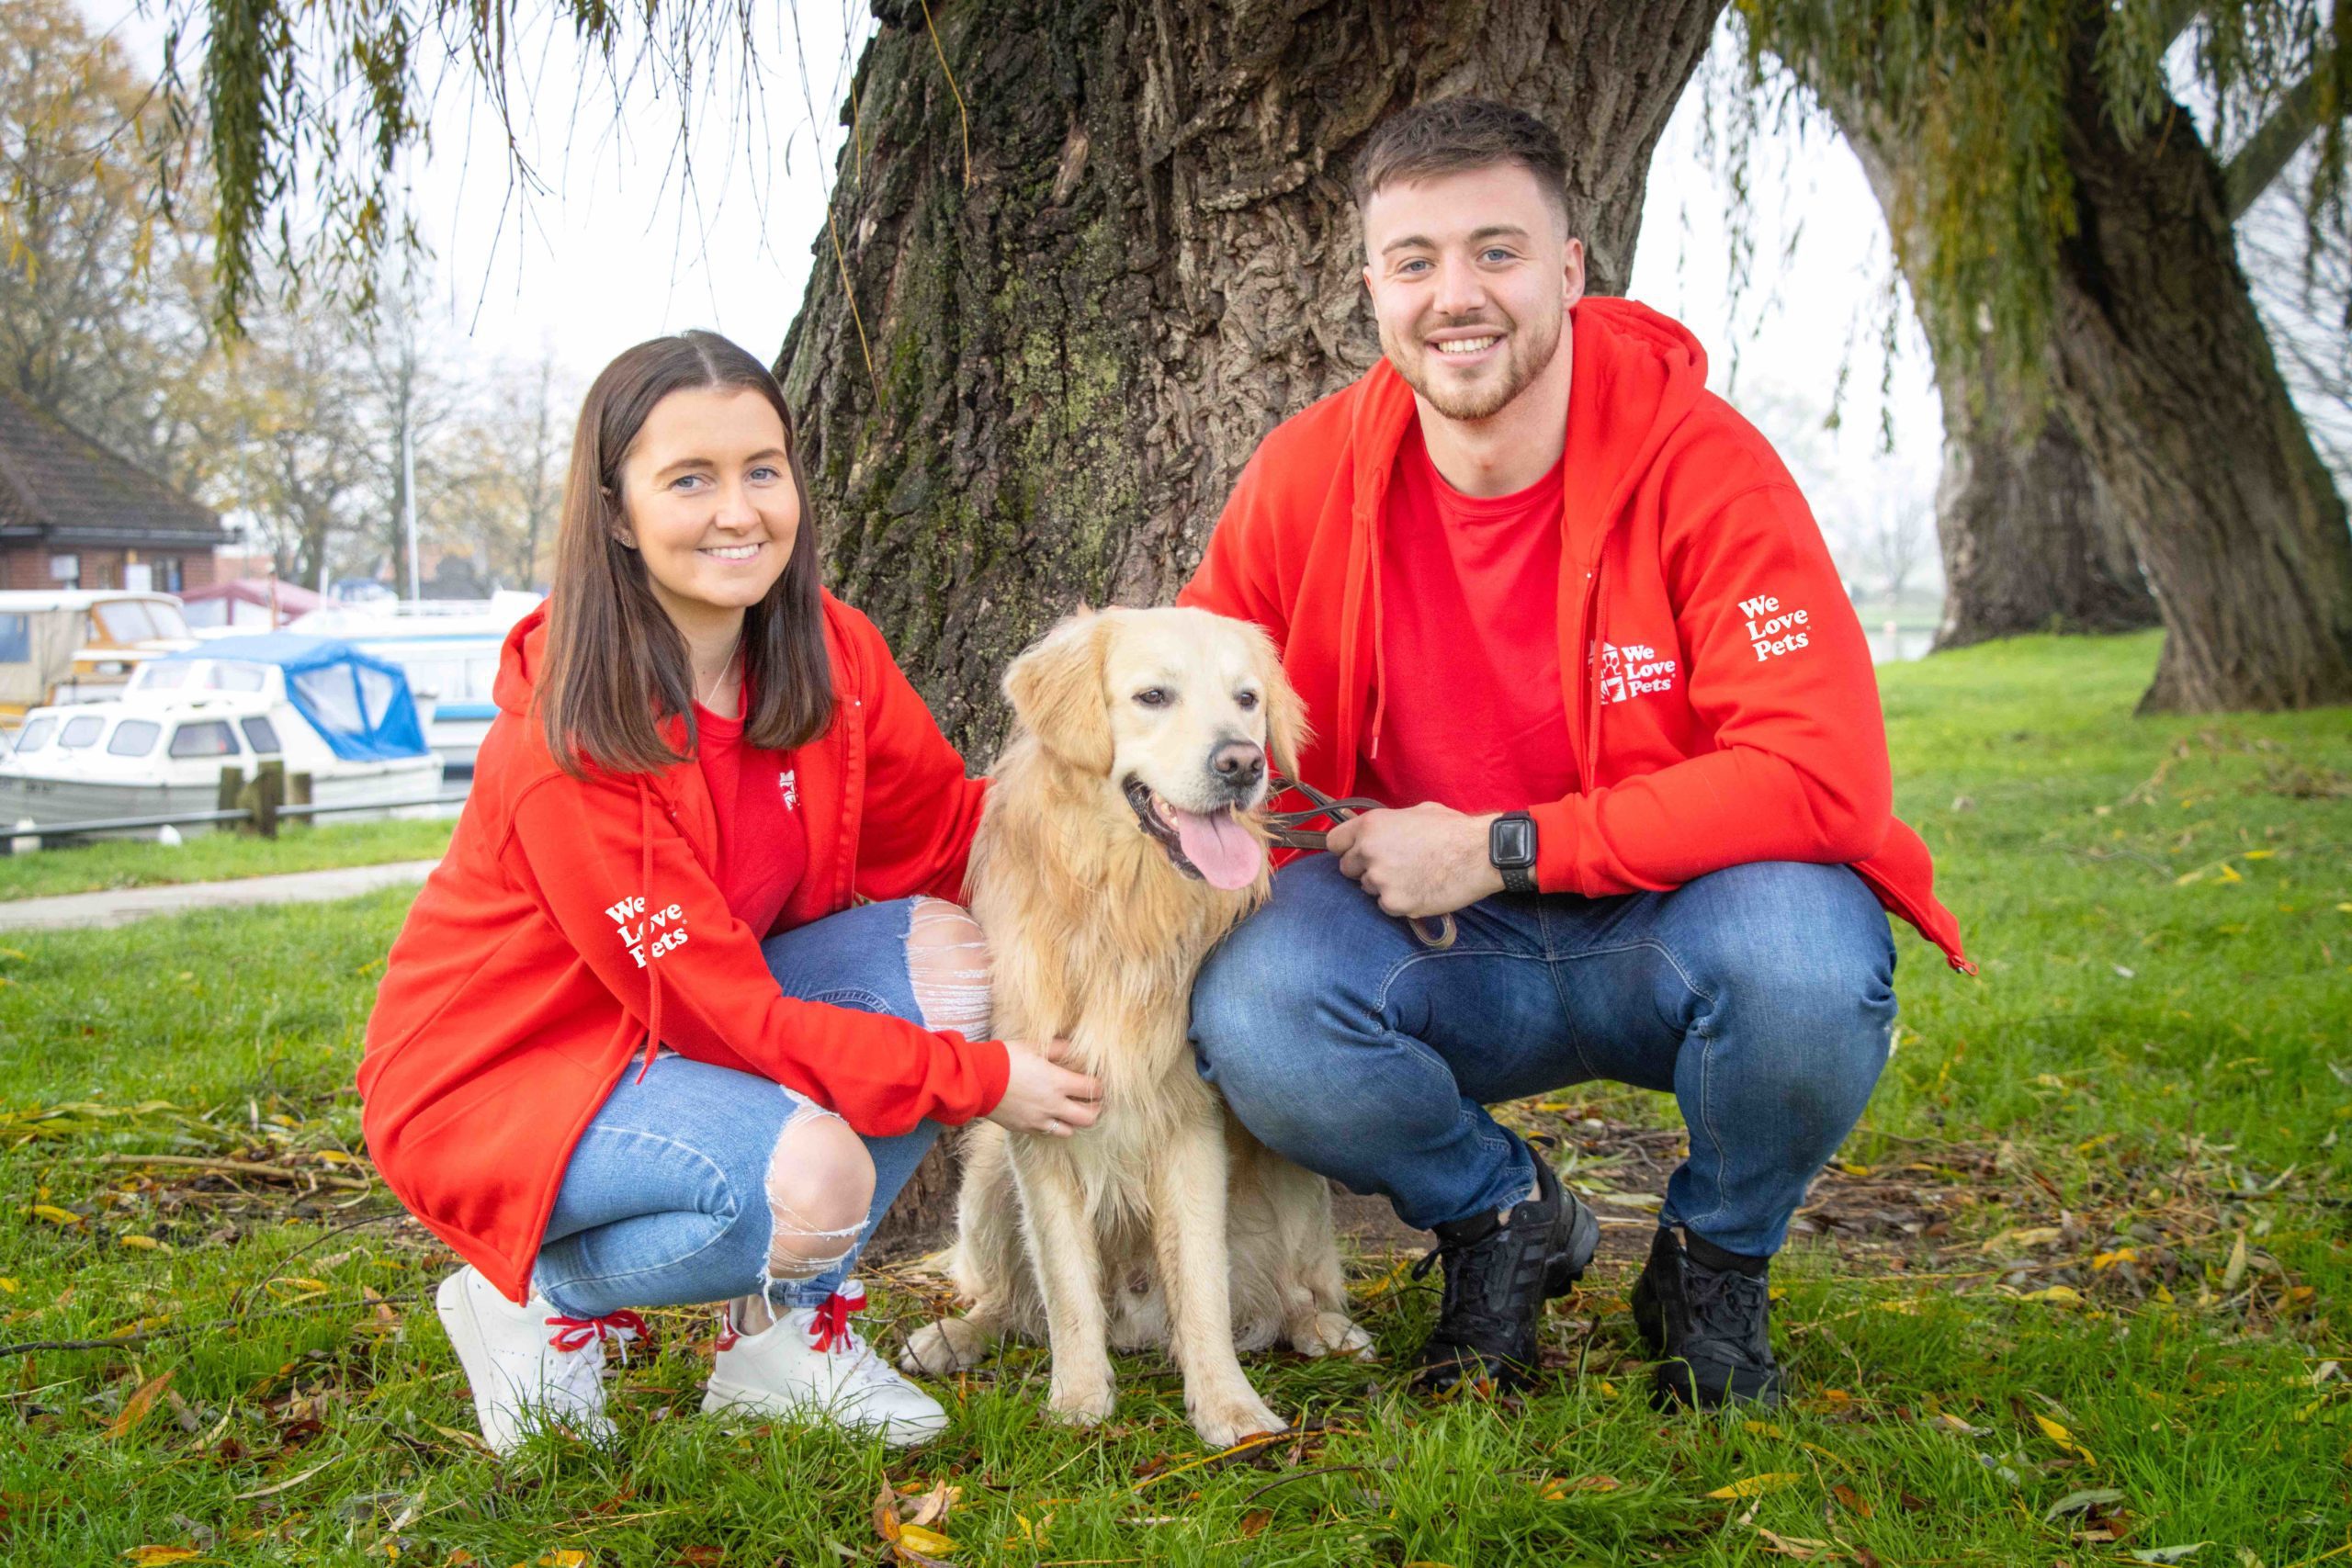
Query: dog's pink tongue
[{"left": 1170, "top": 808, "right": 1263, "bottom": 890}]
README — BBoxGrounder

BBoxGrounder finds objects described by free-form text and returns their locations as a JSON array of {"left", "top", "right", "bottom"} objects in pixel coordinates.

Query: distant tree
[
  {"left": 209, "top": 293, "right": 378, "bottom": 588},
  {"left": 474, "top": 350, "right": 571, "bottom": 592},
  {"left": 0, "top": 0, "right": 220, "bottom": 489},
  {"left": 1737, "top": 0, "right": 2352, "bottom": 712}
]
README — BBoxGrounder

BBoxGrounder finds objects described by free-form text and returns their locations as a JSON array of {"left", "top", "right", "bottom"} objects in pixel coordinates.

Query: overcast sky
[{"left": 85, "top": 3, "right": 1945, "bottom": 577}]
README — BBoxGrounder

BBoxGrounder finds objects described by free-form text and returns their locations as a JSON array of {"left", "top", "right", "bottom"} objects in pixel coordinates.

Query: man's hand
[{"left": 1328, "top": 803, "right": 1506, "bottom": 919}]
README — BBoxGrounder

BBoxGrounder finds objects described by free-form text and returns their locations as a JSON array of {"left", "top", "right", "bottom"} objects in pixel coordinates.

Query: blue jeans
[
  {"left": 1189, "top": 855, "right": 1897, "bottom": 1258},
  {"left": 531, "top": 898, "right": 944, "bottom": 1317}
]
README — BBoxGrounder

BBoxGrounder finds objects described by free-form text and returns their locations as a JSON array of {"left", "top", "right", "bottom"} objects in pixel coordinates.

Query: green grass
[
  {"left": 1, "top": 632, "right": 2346, "bottom": 1566},
  {"left": 0, "top": 818, "right": 454, "bottom": 903}
]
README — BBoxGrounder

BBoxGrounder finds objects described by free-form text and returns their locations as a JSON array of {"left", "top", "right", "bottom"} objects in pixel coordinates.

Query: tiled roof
[{"left": 0, "top": 386, "right": 227, "bottom": 548}]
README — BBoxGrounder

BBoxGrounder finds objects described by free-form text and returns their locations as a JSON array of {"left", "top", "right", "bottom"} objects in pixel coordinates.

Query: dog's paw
[
  {"left": 1187, "top": 1386, "right": 1284, "bottom": 1450},
  {"left": 1046, "top": 1376, "right": 1116, "bottom": 1427},
  {"left": 1294, "top": 1311, "right": 1377, "bottom": 1362},
  {"left": 900, "top": 1316, "right": 987, "bottom": 1377}
]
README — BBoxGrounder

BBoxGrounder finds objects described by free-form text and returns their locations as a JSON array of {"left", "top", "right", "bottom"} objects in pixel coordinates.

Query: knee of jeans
[
  {"left": 763, "top": 1107, "right": 875, "bottom": 1280},
  {"left": 1190, "top": 958, "right": 1319, "bottom": 1093},
  {"left": 908, "top": 897, "right": 992, "bottom": 1038},
  {"left": 1679, "top": 864, "right": 1891, "bottom": 1009}
]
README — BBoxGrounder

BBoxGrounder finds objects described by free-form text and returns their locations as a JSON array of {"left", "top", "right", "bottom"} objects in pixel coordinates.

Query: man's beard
[{"left": 1385, "top": 304, "right": 1565, "bottom": 422}]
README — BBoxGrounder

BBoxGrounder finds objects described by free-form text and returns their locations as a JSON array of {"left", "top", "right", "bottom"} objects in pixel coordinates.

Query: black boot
[
  {"left": 1629, "top": 1226, "right": 1783, "bottom": 1409},
  {"left": 1408, "top": 1156, "right": 1600, "bottom": 1395}
]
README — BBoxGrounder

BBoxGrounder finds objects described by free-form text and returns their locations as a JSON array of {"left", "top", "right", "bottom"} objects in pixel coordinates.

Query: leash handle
[{"left": 1265, "top": 775, "right": 1457, "bottom": 951}]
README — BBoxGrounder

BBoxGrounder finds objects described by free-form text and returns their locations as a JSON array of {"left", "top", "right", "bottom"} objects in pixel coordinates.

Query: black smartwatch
[{"left": 1488, "top": 811, "right": 1538, "bottom": 894}]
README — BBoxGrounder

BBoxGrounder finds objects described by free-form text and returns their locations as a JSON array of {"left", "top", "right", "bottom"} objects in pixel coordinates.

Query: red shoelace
[
  {"left": 807, "top": 1284, "right": 868, "bottom": 1354},
  {"left": 544, "top": 1309, "right": 648, "bottom": 1355}
]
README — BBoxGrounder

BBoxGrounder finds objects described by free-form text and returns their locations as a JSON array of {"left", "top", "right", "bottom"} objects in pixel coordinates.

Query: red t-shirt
[
  {"left": 694, "top": 692, "right": 808, "bottom": 939},
  {"left": 1356, "top": 423, "right": 1578, "bottom": 815}
]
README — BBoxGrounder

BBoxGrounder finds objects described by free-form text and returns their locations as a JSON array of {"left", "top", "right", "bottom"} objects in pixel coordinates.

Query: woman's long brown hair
[{"left": 539, "top": 332, "right": 833, "bottom": 776}]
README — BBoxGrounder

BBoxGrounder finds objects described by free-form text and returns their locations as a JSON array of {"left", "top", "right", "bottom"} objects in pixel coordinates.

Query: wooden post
[
  {"left": 287, "top": 772, "right": 312, "bottom": 830},
  {"left": 220, "top": 764, "right": 249, "bottom": 837},
  {"left": 254, "top": 760, "right": 285, "bottom": 839}
]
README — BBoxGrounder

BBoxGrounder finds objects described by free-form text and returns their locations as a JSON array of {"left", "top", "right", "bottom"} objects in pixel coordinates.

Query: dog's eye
[
  {"left": 1134, "top": 688, "right": 1171, "bottom": 708},
  {"left": 1235, "top": 690, "right": 1261, "bottom": 711}
]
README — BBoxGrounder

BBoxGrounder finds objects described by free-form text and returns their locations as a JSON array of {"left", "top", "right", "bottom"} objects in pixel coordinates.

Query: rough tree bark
[
  {"left": 1824, "top": 93, "right": 2159, "bottom": 651},
  {"left": 2042, "top": 16, "right": 2352, "bottom": 712},
  {"left": 777, "top": 0, "right": 1724, "bottom": 1250}
]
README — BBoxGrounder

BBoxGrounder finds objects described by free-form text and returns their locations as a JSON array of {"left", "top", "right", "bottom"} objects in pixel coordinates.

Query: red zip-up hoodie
[
  {"left": 357, "top": 595, "right": 1011, "bottom": 1303},
  {"left": 1180, "top": 298, "right": 1969, "bottom": 970}
]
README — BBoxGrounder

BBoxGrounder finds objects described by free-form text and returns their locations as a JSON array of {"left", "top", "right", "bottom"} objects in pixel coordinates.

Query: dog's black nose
[{"left": 1209, "top": 739, "right": 1265, "bottom": 793}]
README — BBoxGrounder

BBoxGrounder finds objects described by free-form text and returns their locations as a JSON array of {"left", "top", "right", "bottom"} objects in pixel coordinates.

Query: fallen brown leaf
[
  {"left": 1829, "top": 1483, "right": 1873, "bottom": 1518},
  {"left": 105, "top": 1371, "right": 175, "bottom": 1441}
]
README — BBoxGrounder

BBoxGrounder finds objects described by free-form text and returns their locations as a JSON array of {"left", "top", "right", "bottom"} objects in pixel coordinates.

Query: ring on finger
[{"left": 1044, "top": 1118, "right": 1064, "bottom": 1135}]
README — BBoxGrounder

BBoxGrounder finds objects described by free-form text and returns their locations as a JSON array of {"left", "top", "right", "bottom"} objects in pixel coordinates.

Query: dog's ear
[
  {"left": 1246, "top": 624, "right": 1309, "bottom": 781},
  {"left": 1004, "top": 610, "right": 1114, "bottom": 774}
]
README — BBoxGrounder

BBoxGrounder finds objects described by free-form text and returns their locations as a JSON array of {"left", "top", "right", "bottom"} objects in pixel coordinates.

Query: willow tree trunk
[
  {"left": 1925, "top": 340, "right": 2156, "bottom": 649},
  {"left": 2041, "top": 17, "right": 2352, "bottom": 712},
  {"left": 779, "top": 0, "right": 1723, "bottom": 1251},
  {"left": 1825, "top": 96, "right": 2157, "bottom": 651}
]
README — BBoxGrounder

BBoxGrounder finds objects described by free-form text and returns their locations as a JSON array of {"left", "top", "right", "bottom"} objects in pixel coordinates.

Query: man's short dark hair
[{"left": 1351, "top": 98, "right": 1571, "bottom": 231}]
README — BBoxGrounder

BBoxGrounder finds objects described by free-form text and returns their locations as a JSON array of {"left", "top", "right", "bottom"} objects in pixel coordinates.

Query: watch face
[{"left": 1492, "top": 816, "right": 1536, "bottom": 868}]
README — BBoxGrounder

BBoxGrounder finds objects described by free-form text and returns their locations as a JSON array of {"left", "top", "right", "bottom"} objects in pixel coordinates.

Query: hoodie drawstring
[
  {"left": 632, "top": 778, "right": 663, "bottom": 1084},
  {"left": 1366, "top": 531, "right": 1389, "bottom": 761}
]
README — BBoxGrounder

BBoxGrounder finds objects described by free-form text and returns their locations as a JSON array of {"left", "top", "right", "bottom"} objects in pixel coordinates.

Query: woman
[{"left": 357, "top": 332, "right": 1101, "bottom": 1453}]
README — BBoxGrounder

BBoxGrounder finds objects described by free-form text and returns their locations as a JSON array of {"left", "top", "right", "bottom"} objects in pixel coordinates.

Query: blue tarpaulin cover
[{"left": 155, "top": 634, "right": 431, "bottom": 763}]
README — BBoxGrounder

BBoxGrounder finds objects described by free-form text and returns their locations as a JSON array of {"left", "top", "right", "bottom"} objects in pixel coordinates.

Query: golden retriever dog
[{"left": 901, "top": 606, "right": 1373, "bottom": 1446}]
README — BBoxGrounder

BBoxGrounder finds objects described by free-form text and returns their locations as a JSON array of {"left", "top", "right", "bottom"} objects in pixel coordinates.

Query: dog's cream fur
[{"left": 901, "top": 606, "right": 1373, "bottom": 1446}]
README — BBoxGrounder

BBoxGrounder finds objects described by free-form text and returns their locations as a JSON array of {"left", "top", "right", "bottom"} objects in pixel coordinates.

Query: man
[{"left": 1180, "top": 99, "right": 1970, "bottom": 1410}]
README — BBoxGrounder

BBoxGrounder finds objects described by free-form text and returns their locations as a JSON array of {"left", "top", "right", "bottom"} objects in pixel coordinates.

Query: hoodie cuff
[
  {"left": 1527, "top": 798, "right": 1581, "bottom": 896},
  {"left": 963, "top": 1035, "right": 1013, "bottom": 1122}
]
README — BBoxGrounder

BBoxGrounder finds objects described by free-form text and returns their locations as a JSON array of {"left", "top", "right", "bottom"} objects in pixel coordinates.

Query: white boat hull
[{"left": 0, "top": 758, "right": 446, "bottom": 838}]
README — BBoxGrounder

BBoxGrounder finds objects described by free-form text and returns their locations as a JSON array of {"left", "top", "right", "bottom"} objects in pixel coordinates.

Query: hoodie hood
[{"left": 493, "top": 603, "right": 552, "bottom": 717}]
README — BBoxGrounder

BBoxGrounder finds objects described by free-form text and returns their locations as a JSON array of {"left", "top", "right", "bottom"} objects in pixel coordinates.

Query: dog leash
[{"left": 1264, "top": 775, "right": 1457, "bottom": 951}]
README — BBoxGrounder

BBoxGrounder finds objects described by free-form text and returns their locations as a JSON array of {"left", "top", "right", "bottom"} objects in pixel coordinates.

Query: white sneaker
[
  {"left": 702, "top": 1281, "right": 948, "bottom": 1447},
  {"left": 435, "top": 1265, "right": 639, "bottom": 1455}
]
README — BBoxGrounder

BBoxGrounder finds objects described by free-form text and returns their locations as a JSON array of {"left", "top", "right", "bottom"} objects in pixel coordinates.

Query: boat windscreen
[
  {"left": 12, "top": 716, "right": 55, "bottom": 753},
  {"left": 208, "top": 662, "right": 266, "bottom": 693},
  {"left": 59, "top": 715, "right": 103, "bottom": 749},
  {"left": 91, "top": 601, "right": 160, "bottom": 642},
  {"left": 133, "top": 662, "right": 192, "bottom": 691}
]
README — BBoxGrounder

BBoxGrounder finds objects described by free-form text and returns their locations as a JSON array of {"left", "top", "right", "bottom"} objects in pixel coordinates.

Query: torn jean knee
[
  {"left": 907, "top": 896, "right": 992, "bottom": 1038},
  {"left": 753, "top": 1097, "right": 866, "bottom": 1315}
]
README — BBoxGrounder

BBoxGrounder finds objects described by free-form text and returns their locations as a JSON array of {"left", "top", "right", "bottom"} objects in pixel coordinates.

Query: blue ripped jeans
[
  {"left": 1189, "top": 855, "right": 1898, "bottom": 1258},
  {"left": 532, "top": 898, "right": 946, "bottom": 1317}
]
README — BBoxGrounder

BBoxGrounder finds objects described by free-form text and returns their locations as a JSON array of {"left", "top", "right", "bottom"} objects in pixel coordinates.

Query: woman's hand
[{"left": 985, "top": 1039, "right": 1102, "bottom": 1137}]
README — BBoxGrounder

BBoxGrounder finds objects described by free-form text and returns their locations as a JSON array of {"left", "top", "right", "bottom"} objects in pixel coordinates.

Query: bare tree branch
[{"left": 2226, "top": 69, "right": 2321, "bottom": 220}]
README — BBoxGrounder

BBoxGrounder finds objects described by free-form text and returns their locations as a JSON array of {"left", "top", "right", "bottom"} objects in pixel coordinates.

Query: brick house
[{"left": 0, "top": 387, "right": 229, "bottom": 594}]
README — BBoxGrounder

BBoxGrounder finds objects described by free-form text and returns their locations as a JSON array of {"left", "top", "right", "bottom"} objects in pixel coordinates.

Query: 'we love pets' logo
[
  {"left": 604, "top": 893, "right": 690, "bottom": 967},
  {"left": 1738, "top": 592, "right": 1812, "bottom": 662}
]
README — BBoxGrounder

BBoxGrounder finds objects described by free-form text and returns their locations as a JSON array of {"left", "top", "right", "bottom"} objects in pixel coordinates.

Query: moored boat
[
  {"left": 0, "top": 634, "right": 445, "bottom": 838},
  {"left": 287, "top": 592, "right": 540, "bottom": 776}
]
